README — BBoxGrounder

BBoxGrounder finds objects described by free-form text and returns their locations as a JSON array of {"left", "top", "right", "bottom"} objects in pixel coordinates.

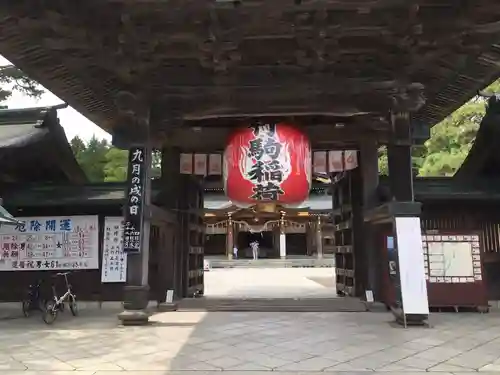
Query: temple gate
[{"left": 1, "top": 1, "right": 500, "bottom": 326}]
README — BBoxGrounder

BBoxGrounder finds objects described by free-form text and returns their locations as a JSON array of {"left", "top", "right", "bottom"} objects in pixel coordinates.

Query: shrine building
[{"left": 1, "top": 2, "right": 500, "bottom": 326}]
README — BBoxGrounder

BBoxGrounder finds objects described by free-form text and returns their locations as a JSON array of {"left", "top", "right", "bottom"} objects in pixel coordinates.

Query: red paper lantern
[{"left": 223, "top": 123, "right": 311, "bottom": 206}]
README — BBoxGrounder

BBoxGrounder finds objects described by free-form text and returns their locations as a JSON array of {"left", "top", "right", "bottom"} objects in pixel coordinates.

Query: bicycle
[
  {"left": 43, "top": 272, "right": 78, "bottom": 325},
  {"left": 21, "top": 279, "right": 45, "bottom": 317}
]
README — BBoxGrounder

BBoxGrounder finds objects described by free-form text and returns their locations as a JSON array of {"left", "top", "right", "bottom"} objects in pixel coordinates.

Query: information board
[
  {"left": 422, "top": 234, "right": 481, "bottom": 283},
  {"left": 0, "top": 215, "right": 99, "bottom": 271},
  {"left": 101, "top": 217, "right": 127, "bottom": 283},
  {"left": 395, "top": 216, "right": 429, "bottom": 315}
]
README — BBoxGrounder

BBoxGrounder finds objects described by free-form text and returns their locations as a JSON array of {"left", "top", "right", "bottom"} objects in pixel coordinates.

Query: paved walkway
[
  {"left": 205, "top": 268, "right": 338, "bottom": 298},
  {"left": 2, "top": 309, "right": 500, "bottom": 374}
]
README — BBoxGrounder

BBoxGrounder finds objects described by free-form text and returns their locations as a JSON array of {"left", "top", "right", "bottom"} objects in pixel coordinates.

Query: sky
[{"left": 0, "top": 56, "right": 111, "bottom": 143}]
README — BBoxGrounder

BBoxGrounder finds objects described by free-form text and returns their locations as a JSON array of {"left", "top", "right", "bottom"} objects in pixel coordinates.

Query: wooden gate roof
[
  {"left": 0, "top": 106, "right": 87, "bottom": 186},
  {"left": 1, "top": 1, "right": 500, "bottom": 149}
]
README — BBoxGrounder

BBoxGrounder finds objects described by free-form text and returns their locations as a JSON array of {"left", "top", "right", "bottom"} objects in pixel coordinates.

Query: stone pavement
[
  {"left": 1, "top": 309, "right": 500, "bottom": 374},
  {"left": 205, "top": 268, "right": 337, "bottom": 298}
]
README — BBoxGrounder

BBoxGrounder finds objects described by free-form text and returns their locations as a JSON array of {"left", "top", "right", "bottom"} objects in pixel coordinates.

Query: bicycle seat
[{"left": 56, "top": 272, "right": 70, "bottom": 276}]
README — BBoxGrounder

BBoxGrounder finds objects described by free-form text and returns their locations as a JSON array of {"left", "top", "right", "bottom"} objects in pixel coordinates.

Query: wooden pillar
[
  {"left": 316, "top": 216, "right": 323, "bottom": 259},
  {"left": 387, "top": 110, "right": 428, "bottom": 325},
  {"left": 226, "top": 214, "right": 233, "bottom": 260},
  {"left": 387, "top": 144, "right": 413, "bottom": 201},
  {"left": 351, "top": 158, "right": 365, "bottom": 296},
  {"left": 158, "top": 147, "right": 180, "bottom": 302},
  {"left": 178, "top": 176, "right": 193, "bottom": 298},
  {"left": 117, "top": 102, "right": 152, "bottom": 325},
  {"left": 359, "top": 140, "right": 380, "bottom": 299},
  {"left": 305, "top": 223, "right": 310, "bottom": 256},
  {"left": 233, "top": 223, "right": 239, "bottom": 257},
  {"left": 279, "top": 213, "right": 286, "bottom": 259},
  {"left": 388, "top": 111, "right": 414, "bottom": 202}
]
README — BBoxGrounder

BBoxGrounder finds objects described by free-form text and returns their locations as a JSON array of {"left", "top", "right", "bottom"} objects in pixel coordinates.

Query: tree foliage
[
  {"left": 70, "top": 136, "right": 161, "bottom": 182},
  {"left": 379, "top": 79, "right": 500, "bottom": 177},
  {"left": 418, "top": 79, "right": 500, "bottom": 176},
  {"left": 0, "top": 65, "right": 43, "bottom": 103}
]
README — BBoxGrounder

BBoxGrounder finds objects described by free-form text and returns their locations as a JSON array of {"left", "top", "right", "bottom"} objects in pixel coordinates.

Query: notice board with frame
[{"left": 422, "top": 231, "right": 488, "bottom": 310}]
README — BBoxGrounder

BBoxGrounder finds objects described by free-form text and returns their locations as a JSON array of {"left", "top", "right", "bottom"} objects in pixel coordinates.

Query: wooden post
[
  {"left": 158, "top": 147, "right": 180, "bottom": 303},
  {"left": 306, "top": 221, "right": 314, "bottom": 256},
  {"left": 226, "top": 214, "right": 233, "bottom": 260},
  {"left": 118, "top": 113, "right": 153, "bottom": 325},
  {"left": 316, "top": 216, "right": 323, "bottom": 259},
  {"left": 387, "top": 110, "right": 428, "bottom": 326},
  {"left": 388, "top": 111, "right": 414, "bottom": 202},
  {"left": 279, "top": 212, "right": 286, "bottom": 259},
  {"left": 359, "top": 140, "right": 380, "bottom": 299}
]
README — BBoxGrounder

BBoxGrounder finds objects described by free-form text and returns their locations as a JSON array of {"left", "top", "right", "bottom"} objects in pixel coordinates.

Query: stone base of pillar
[
  {"left": 119, "top": 285, "right": 150, "bottom": 326},
  {"left": 228, "top": 254, "right": 233, "bottom": 260},
  {"left": 118, "top": 310, "right": 150, "bottom": 326},
  {"left": 391, "top": 306, "right": 428, "bottom": 327}
]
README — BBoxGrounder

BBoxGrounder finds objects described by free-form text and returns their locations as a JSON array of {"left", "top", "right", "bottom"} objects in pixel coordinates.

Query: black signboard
[{"left": 123, "top": 147, "right": 146, "bottom": 253}]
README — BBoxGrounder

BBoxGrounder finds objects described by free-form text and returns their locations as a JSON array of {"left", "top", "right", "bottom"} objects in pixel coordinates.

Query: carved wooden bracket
[
  {"left": 294, "top": 7, "right": 340, "bottom": 71},
  {"left": 113, "top": 91, "right": 151, "bottom": 146},
  {"left": 198, "top": 8, "right": 242, "bottom": 72},
  {"left": 390, "top": 83, "right": 426, "bottom": 113}
]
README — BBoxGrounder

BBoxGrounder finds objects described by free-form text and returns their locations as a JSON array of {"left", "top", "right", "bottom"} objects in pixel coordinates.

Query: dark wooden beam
[
  {"left": 1, "top": 0, "right": 499, "bottom": 143},
  {"left": 164, "top": 123, "right": 389, "bottom": 152}
]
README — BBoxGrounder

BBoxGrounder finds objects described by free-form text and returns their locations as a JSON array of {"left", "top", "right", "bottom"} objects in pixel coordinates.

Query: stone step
[
  {"left": 206, "top": 258, "right": 335, "bottom": 269},
  {"left": 177, "top": 297, "right": 373, "bottom": 312}
]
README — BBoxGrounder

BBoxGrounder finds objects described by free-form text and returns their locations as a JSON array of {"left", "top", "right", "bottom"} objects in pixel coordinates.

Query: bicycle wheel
[
  {"left": 69, "top": 295, "right": 78, "bottom": 316},
  {"left": 21, "top": 300, "right": 31, "bottom": 317},
  {"left": 42, "top": 301, "right": 58, "bottom": 325}
]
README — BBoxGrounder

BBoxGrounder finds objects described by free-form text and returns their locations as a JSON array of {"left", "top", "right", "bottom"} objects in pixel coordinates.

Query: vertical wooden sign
[{"left": 123, "top": 147, "right": 146, "bottom": 253}]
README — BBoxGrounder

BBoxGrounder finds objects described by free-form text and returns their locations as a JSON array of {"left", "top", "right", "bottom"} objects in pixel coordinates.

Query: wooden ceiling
[{"left": 0, "top": 0, "right": 500, "bottom": 150}]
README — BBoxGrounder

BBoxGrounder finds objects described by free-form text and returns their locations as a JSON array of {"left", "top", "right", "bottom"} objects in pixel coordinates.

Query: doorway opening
[{"left": 237, "top": 231, "right": 274, "bottom": 258}]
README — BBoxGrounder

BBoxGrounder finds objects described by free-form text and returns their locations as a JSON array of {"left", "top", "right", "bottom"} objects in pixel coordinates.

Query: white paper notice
[
  {"left": 395, "top": 216, "right": 429, "bottom": 315},
  {"left": 208, "top": 154, "right": 222, "bottom": 175},
  {"left": 328, "top": 151, "right": 344, "bottom": 172},
  {"left": 101, "top": 217, "right": 127, "bottom": 283},
  {"left": 194, "top": 154, "right": 207, "bottom": 175},
  {"left": 313, "top": 151, "right": 327, "bottom": 174},
  {"left": 179, "top": 153, "right": 193, "bottom": 174},
  {"left": 0, "top": 215, "right": 99, "bottom": 271},
  {"left": 344, "top": 150, "right": 358, "bottom": 170}
]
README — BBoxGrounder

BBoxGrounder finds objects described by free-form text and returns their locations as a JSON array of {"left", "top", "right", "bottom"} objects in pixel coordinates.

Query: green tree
[
  {"left": 70, "top": 136, "right": 163, "bottom": 182},
  {"left": 0, "top": 64, "right": 43, "bottom": 103},
  {"left": 378, "top": 146, "right": 425, "bottom": 176},
  {"left": 73, "top": 136, "right": 110, "bottom": 182},
  {"left": 103, "top": 148, "right": 162, "bottom": 182},
  {"left": 70, "top": 136, "right": 86, "bottom": 158},
  {"left": 417, "top": 77, "right": 500, "bottom": 176},
  {"left": 419, "top": 101, "right": 484, "bottom": 176},
  {"left": 104, "top": 148, "right": 128, "bottom": 182},
  {"left": 151, "top": 150, "right": 162, "bottom": 179},
  {"left": 380, "top": 79, "right": 500, "bottom": 177}
]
